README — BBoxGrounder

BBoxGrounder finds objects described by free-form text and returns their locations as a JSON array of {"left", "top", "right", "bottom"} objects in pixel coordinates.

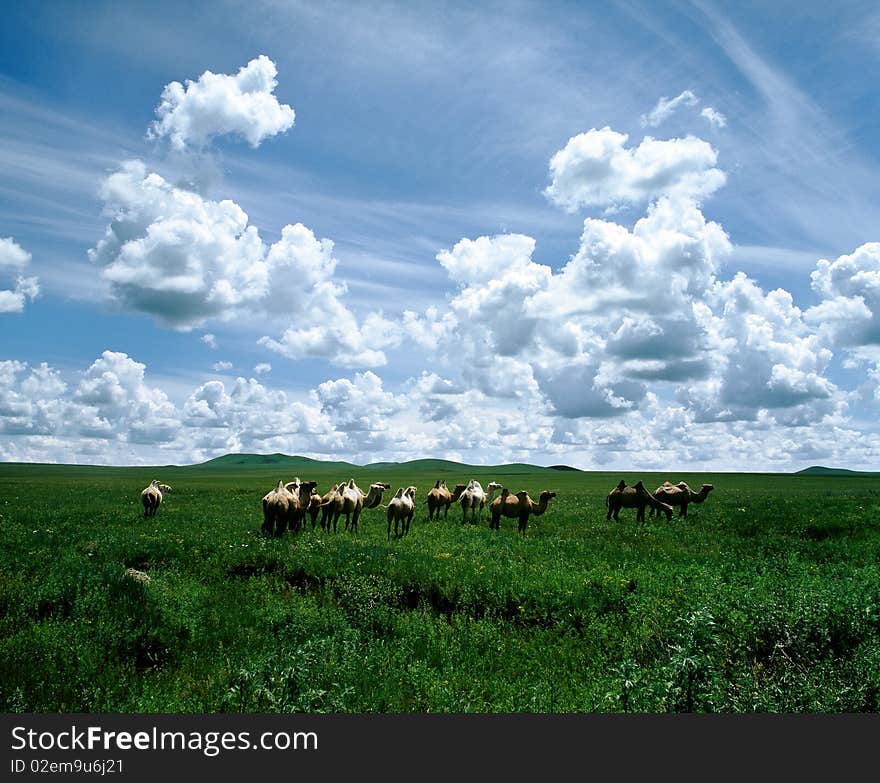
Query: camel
[
  {"left": 649, "top": 481, "right": 715, "bottom": 519},
  {"left": 306, "top": 488, "right": 323, "bottom": 529},
  {"left": 386, "top": 486, "right": 417, "bottom": 539},
  {"left": 459, "top": 480, "right": 503, "bottom": 525},
  {"left": 605, "top": 480, "right": 673, "bottom": 523},
  {"left": 289, "top": 480, "right": 318, "bottom": 532},
  {"left": 318, "top": 483, "right": 341, "bottom": 530},
  {"left": 328, "top": 479, "right": 391, "bottom": 534},
  {"left": 140, "top": 479, "right": 162, "bottom": 518},
  {"left": 426, "top": 480, "right": 467, "bottom": 522},
  {"left": 489, "top": 487, "right": 557, "bottom": 534},
  {"left": 261, "top": 480, "right": 299, "bottom": 536},
  {"left": 320, "top": 482, "right": 345, "bottom": 532}
]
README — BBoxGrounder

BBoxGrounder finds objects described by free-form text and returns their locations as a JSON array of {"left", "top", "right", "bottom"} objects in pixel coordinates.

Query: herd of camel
[
  {"left": 139, "top": 476, "right": 714, "bottom": 538},
  {"left": 257, "top": 478, "right": 558, "bottom": 538}
]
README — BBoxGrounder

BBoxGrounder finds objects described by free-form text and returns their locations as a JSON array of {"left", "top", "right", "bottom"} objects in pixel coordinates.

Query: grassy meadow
[{"left": 2, "top": 455, "right": 880, "bottom": 713}]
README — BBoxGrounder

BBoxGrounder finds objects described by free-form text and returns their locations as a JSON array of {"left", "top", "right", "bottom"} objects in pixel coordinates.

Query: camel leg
[
  {"left": 518, "top": 512, "right": 528, "bottom": 535},
  {"left": 680, "top": 504, "right": 688, "bottom": 518}
]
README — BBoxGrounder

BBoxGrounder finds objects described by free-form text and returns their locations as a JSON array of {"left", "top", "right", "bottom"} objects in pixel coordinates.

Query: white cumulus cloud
[
  {"left": 89, "top": 161, "right": 388, "bottom": 367},
  {"left": 148, "top": 55, "right": 295, "bottom": 150},
  {"left": 543, "top": 127, "right": 726, "bottom": 212},
  {"left": 0, "top": 236, "right": 39, "bottom": 314}
]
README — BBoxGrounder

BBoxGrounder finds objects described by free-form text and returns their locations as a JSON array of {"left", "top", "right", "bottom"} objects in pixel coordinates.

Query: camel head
[
  {"left": 695, "top": 483, "right": 715, "bottom": 501},
  {"left": 535, "top": 490, "right": 556, "bottom": 512},
  {"left": 363, "top": 482, "right": 390, "bottom": 508},
  {"left": 487, "top": 481, "right": 503, "bottom": 492},
  {"left": 450, "top": 483, "right": 467, "bottom": 500}
]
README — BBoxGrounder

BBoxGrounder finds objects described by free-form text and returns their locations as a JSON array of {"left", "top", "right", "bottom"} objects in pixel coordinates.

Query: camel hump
[
  {"left": 500, "top": 487, "right": 510, "bottom": 498},
  {"left": 393, "top": 487, "right": 404, "bottom": 498},
  {"left": 276, "top": 480, "right": 284, "bottom": 490}
]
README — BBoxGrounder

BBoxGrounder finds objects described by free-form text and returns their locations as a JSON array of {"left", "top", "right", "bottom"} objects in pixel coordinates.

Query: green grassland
[{"left": 2, "top": 457, "right": 880, "bottom": 713}]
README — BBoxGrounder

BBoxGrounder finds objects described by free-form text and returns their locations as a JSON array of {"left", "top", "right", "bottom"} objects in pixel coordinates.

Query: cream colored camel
[
  {"left": 459, "top": 480, "right": 503, "bottom": 525},
  {"left": 140, "top": 479, "right": 162, "bottom": 518},
  {"left": 306, "top": 488, "right": 323, "bottom": 529},
  {"left": 489, "top": 487, "right": 557, "bottom": 534},
  {"left": 320, "top": 482, "right": 345, "bottom": 532},
  {"left": 333, "top": 479, "right": 391, "bottom": 535},
  {"left": 261, "top": 480, "right": 298, "bottom": 536},
  {"left": 386, "top": 485, "right": 417, "bottom": 539},
  {"left": 650, "top": 481, "right": 715, "bottom": 519},
  {"left": 605, "top": 480, "right": 673, "bottom": 523},
  {"left": 426, "top": 480, "right": 467, "bottom": 521}
]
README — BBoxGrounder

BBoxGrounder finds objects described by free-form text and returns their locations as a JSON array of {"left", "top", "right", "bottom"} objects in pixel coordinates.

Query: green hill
[
  {"left": 795, "top": 465, "right": 878, "bottom": 476},
  {"left": 192, "top": 454, "right": 559, "bottom": 475},
  {"left": 192, "top": 453, "right": 358, "bottom": 472}
]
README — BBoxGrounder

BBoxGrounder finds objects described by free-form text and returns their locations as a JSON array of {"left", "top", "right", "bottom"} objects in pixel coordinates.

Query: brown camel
[
  {"left": 489, "top": 487, "right": 557, "bottom": 534},
  {"left": 650, "top": 481, "right": 715, "bottom": 519},
  {"left": 426, "top": 480, "right": 467, "bottom": 522},
  {"left": 605, "top": 480, "right": 673, "bottom": 523}
]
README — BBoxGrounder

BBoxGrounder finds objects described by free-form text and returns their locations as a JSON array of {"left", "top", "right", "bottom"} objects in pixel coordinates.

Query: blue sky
[{"left": 1, "top": 0, "right": 879, "bottom": 470}]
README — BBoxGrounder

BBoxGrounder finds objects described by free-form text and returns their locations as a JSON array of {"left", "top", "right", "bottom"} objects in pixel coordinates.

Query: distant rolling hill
[
  {"left": 192, "top": 453, "right": 561, "bottom": 475},
  {"left": 192, "top": 453, "right": 359, "bottom": 472},
  {"left": 795, "top": 465, "right": 879, "bottom": 476}
]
